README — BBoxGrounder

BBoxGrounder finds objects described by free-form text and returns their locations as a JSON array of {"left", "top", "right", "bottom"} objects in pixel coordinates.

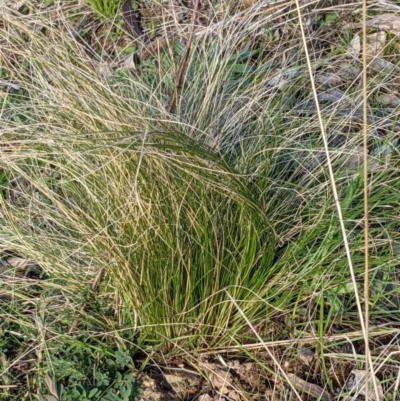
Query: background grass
[{"left": 1, "top": 1, "right": 400, "bottom": 400}]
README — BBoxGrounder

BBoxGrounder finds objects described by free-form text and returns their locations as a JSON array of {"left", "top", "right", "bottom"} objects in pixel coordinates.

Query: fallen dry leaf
[
  {"left": 286, "top": 373, "right": 332, "bottom": 401},
  {"left": 340, "top": 146, "right": 380, "bottom": 172},
  {"left": 343, "top": 145, "right": 364, "bottom": 170},
  {"left": 44, "top": 375, "right": 58, "bottom": 400},
  {"left": 340, "top": 65, "right": 362, "bottom": 80},
  {"left": 298, "top": 347, "right": 315, "bottom": 365},
  {"left": 316, "top": 73, "right": 343, "bottom": 88},
  {"left": 371, "top": 57, "right": 398, "bottom": 72},
  {"left": 365, "top": 13, "right": 400, "bottom": 35},
  {"left": 373, "top": 344, "right": 400, "bottom": 359},
  {"left": 376, "top": 94, "right": 400, "bottom": 107},
  {"left": 317, "top": 88, "right": 348, "bottom": 104},
  {"left": 120, "top": 53, "right": 140, "bottom": 70},
  {"left": 230, "top": 360, "right": 257, "bottom": 386},
  {"left": 162, "top": 369, "right": 200, "bottom": 398},
  {"left": 346, "top": 369, "right": 384, "bottom": 401},
  {"left": 5, "top": 256, "right": 31, "bottom": 271},
  {"left": 365, "top": 31, "right": 387, "bottom": 58},
  {"left": 97, "top": 62, "right": 113, "bottom": 79},
  {"left": 198, "top": 395, "right": 213, "bottom": 401},
  {"left": 208, "top": 369, "right": 232, "bottom": 394},
  {"left": 227, "top": 390, "right": 241, "bottom": 401},
  {"left": 242, "top": 0, "right": 256, "bottom": 8},
  {"left": 348, "top": 13, "right": 400, "bottom": 35},
  {"left": 38, "top": 395, "right": 58, "bottom": 401},
  {"left": 266, "top": 67, "right": 303, "bottom": 90},
  {"left": 347, "top": 33, "right": 360, "bottom": 59},
  {"left": 203, "top": 363, "right": 235, "bottom": 395}
]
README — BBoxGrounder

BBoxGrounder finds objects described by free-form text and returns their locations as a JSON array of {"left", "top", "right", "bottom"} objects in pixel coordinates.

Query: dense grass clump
[
  {"left": 1, "top": 0, "right": 400, "bottom": 345},
  {"left": 1, "top": 2, "right": 400, "bottom": 399}
]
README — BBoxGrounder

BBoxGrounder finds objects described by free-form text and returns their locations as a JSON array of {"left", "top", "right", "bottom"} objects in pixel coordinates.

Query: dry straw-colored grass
[{"left": 1, "top": 1, "right": 400, "bottom": 399}]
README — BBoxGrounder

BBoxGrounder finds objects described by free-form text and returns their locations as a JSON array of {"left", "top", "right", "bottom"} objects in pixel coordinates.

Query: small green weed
[
  {"left": 0, "top": 259, "right": 141, "bottom": 401},
  {"left": 39, "top": 346, "right": 141, "bottom": 401},
  {"left": 87, "top": 0, "right": 125, "bottom": 19}
]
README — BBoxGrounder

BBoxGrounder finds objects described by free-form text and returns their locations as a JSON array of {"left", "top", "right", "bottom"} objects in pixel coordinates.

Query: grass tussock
[{"left": 1, "top": 1, "right": 400, "bottom": 399}]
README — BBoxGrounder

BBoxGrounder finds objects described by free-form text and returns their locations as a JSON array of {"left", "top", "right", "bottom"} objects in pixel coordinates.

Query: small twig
[
  {"left": 167, "top": 0, "right": 200, "bottom": 113},
  {"left": 68, "top": 266, "right": 105, "bottom": 334}
]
